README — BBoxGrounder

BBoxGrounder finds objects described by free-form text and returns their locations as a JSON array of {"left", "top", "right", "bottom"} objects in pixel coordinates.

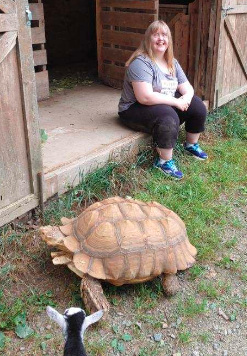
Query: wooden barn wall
[
  {"left": 160, "top": 0, "right": 218, "bottom": 103},
  {"left": 160, "top": 0, "right": 195, "bottom": 4},
  {"left": 159, "top": 4, "right": 190, "bottom": 76},
  {"left": 0, "top": 0, "right": 42, "bottom": 226},
  {"left": 29, "top": 0, "right": 49, "bottom": 101},
  {"left": 96, "top": 0, "right": 159, "bottom": 89},
  {"left": 215, "top": 0, "right": 247, "bottom": 107},
  {"left": 193, "top": 0, "right": 212, "bottom": 100},
  {"left": 42, "top": 0, "right": 96, "bottom": 66}
]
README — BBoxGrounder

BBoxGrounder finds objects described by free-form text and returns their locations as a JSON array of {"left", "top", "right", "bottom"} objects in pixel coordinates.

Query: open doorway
[
  {"left": 31, "top": 0, "right": 139, "bottom": 198},
  {"left": 42, "top": 0, "right": 98, "bottom": 96}
]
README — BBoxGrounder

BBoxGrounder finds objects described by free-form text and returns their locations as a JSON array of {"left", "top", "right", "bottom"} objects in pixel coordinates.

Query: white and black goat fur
[{"left": 47, "top": 306, "right": 103, "bottom": 356}]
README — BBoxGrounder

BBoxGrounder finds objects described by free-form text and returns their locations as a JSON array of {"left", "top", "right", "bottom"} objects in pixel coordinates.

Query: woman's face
[{"left": 150, "top": 27, "right": 169, "bottom": 55}]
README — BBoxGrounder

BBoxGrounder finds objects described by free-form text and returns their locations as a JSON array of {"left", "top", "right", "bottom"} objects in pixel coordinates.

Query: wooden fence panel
[
  {"left": 214, "top": 0, "right": 247, "bottom": 107},
  {"left": 96, "top": 0, "right": 158, "bottom": 88},
  {"left": 159, "top": 5, "right": 190, "bottom": 74},
  {"left": 0, "top": 0, "right": 42, "bottom": 226},
  {"left": 29, "top": 0, "right": 49, "bottom": 101}
]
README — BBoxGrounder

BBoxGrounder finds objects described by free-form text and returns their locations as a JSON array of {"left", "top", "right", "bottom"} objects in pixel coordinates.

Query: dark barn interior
[
  {"left": 42, "top": 0, "right": 97, "bottom": 66},
  {"left": 42, "top": 0, "right": 97, "bottom": 87}
]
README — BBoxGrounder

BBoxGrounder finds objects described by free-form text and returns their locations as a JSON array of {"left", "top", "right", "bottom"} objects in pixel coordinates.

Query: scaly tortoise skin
[{"left": 40, "top": 196, "right": 197, "bottom": 313}]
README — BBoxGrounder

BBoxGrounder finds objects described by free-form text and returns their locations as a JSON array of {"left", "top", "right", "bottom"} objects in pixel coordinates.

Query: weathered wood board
[
  {"left": 0, "top": 0, "right": 42, "bottom": 227},
  {"left": 96, "top": 0, "right": 159, "bottom": 88},
  {"left": 214, "top": 0, "right": 247, "bottom": 107},
  {"left": 29, "top": 0, "right": 49, "bottom": 101}
]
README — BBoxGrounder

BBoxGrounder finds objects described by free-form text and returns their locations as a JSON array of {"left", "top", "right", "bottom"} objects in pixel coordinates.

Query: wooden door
[
  {"left": 214, "top": 0, "right": 247, "bottom": 107},
  {"left": 159, "top": 4, "right": 190, "bottom": 75},
  {"left": 0, "top": 0, "right": 42, "bottom": 227},
  {"left": 96, "top": 0, "right": 159, "bottom": 88}
]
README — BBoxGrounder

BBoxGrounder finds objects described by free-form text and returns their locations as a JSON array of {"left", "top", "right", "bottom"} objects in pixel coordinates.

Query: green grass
[
  {"left": 197, "top": 281, "right": 219, "bottom": 299},
  {"left": 188, "top": 265, "right": 207, "bottom": 280},
  {"left": 215, "top": 256, "right": 241, "bottom": 271},
  {"left": 0, "top": 290, "right": 56, "bottom": 332},
  {"left": 176, "top": 296, "right": 208, "bottom": 317},
  {"left": 178, "top": 330, "right": 191, "bottom": 343},
  {"left": 198, "top": 331, "right": 212, "bottom": 344}
]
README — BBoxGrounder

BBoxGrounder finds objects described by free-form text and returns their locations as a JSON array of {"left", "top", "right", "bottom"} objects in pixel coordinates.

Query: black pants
[{"left": 118, "top": 95, "right": 207, "bottom": 149}]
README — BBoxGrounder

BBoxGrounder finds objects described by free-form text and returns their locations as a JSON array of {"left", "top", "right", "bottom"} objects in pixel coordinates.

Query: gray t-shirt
[{"left": 118, "top": 55, "right": 188, "bottom": 112}]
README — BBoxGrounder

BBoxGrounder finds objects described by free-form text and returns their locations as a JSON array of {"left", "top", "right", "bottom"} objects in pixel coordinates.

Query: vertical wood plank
[
  {"left": 96, "top": 0, "right": 103, "bottom": 79},
  {"left": 16, "top": 0, "right": 43, "bottom": 191},
  {"left": 210, "top": 0, "right": 223, "bottom": 108},
  {"left": 0, "top": 47, "right": 32, "bottom": 208},
  {"left": 205, "top": 0, "right": 218, "bottom": 102},
  {"left": 187, "top": 0, "right": 199, "bottom": 86}
]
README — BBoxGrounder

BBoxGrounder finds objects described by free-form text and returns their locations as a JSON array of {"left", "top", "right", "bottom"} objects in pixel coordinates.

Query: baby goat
[{"left": 47, "top": 306, "right": 103, "bottom": 356}]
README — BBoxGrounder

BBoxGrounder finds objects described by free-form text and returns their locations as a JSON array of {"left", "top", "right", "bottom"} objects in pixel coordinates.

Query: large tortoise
[{"left": 40, "top": 196, "right": 197, "bottom": 313}]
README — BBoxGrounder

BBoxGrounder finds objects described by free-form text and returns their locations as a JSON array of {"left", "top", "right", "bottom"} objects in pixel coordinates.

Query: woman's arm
[
  {"left": 177, "top": 81, "right": 194, "bottom": 105},
  {"left": 132, "top": 81, "right": 189, "bottom": 111}
]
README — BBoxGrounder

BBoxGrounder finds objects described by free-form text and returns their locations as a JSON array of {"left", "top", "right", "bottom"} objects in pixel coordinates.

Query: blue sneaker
[
  {"left": 154, "top": 159, "right": 183, "bottom": 179},
  {"left": 184, "top": 143, "right": 208, "bottom": 160}
]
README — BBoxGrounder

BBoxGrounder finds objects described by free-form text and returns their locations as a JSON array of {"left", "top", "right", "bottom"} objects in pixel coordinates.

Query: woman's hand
[
  {"left": 180, "top": 93, "right": 193, "bottom": 106},
  {"left": 175, "top": 97, "right": 189, "bottom": 111}
]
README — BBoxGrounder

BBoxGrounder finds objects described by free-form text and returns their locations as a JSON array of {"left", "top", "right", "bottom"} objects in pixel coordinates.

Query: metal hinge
[
  {"left": 25, "top": 5, "right": 32, "bottom": 26},
  {"left": 222, "top": 6, "right": 234, "bottom": 17}
]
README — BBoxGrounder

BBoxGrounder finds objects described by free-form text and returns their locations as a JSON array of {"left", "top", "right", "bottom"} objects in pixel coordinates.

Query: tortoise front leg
[
  {"left": 161, "top": 273, "right": 180, "bottom": 296},
  {"left": 80, "top": 275, "right": 110, "bottom": 314}
]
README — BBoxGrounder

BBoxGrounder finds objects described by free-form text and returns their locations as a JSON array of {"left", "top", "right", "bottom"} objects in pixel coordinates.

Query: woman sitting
[{"left": 118, "top": 20, "right": 207, "bottom": 179}]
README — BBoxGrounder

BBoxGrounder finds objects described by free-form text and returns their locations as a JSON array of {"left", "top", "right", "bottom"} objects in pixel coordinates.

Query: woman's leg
[
  {"left": 119, "top": 102, "right": 180, "bottom": 150},
  {"left": 176, "top": 96, "right": 208, "bottom": 159},
  {"left": 119, "top": 103, "right": 183, "bottom": 178},
  {"left": 157, "top": 147, "right": 173, "bottom": 160},
  {"left": 186, "top": 132, "right": 200, "bottom": 144},
  {"left": 176, "top": 95, "right": 207, "bottom": 133}
]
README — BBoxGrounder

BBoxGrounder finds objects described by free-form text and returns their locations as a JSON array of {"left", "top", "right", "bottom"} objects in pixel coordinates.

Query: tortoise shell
[{"left": 57, "top": 196, "right": 197, "bottom": 286}]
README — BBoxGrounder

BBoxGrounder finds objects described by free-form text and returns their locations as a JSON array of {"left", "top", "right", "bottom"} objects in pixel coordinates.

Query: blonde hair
[{"left": 126, "top": 20, "right": 175, "bottom": 75}]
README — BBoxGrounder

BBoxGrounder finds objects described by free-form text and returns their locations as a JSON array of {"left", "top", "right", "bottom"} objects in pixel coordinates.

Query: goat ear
[
  {"left": 81, "top": 310, "right": 104, "bottom": 338},
  {"left": 46, "top": 306, "right": 67, "bottom": 331}
]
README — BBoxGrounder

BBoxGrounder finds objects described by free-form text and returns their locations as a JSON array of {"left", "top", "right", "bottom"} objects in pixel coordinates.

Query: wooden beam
[
  {"left": 218, "top": 83, "right": 247, "bottom": 107},
  {"left": 101, "top": 0, "right": 157, "bottom": 10},
  {"left": 102, "top": 11, "right": 154, "bottom": 30},
  {"left": 29, "top": 3, "right": 44, "bottom": 21},
  {"left": 35, "top": 71, "right": 49, "bottom": 101},
  {"left": 96, "top": 0, "right": 103, "bottom": 78},
  {"left": 33, "top": 49, "right": 47, "bottom": 66},
  {"left": 102, "top": 47, "right": 132, "bottom": 64},
  {"left": 227, "top": 5, "right": 247, "bottom": 14},
  {"left": 0, "top": 30, "right": 17, "bottom": 64},
  {"left": 224, "top": 16, "right": 247, "bottom": 80},
  {"left": 102, "top": 63, "right": 125, "bottom": 80},
  {"left": 0, "top": 194, "right": 39, "bottom": 227},
  {"left": 102, "top": 29, "right": 143, "bottom": 48},
  {"left": 209, "top": 0, "right": 222, "bottom": 109},
  {"left": 0, "top": 0, "right": 16, "bottom": 14},
  {"left": 0, "top": 13, "right": 17, "bottom": 32},
  {"left": 31, "top": 26, "right": 46, "bottom": 44},
  {"left": 159, "top": 4, "right": 188, "bottom": 10}
]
